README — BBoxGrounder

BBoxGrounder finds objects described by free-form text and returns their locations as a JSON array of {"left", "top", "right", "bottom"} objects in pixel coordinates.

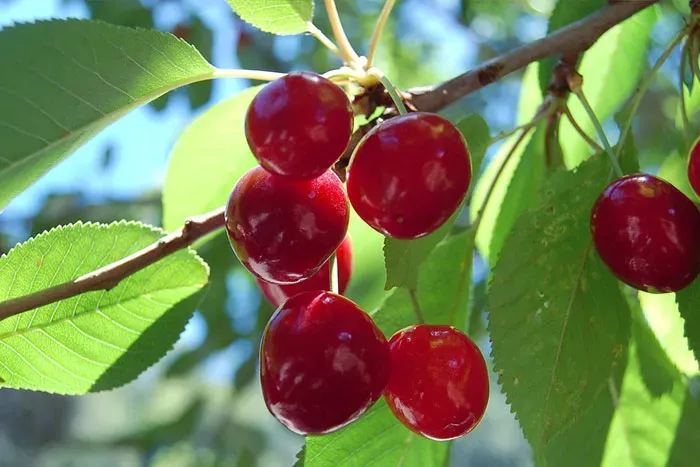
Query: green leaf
[
  {"left": 488, "top": 155, "right": 631, "bottom": 458},
  {"left": 559, "top": 7, "right": 657, "bottom": 167},
  {"left": 538, "top": 0, "right": 603, "bottom": 93},
  {"left": 162, "top": 86, "right": 262, "bottom": 232},
  {"left": 600, "top": 313, "right": 700, "bottom": 466},
  {"left": 303, "top": 399, "right": 449, "bottom": 467},
  {"left": 659, "top": 151, "right": 698, "bottom": 202},
  {"left": 639, "top": 291, "right": 698, "bottom": 376},
  {"left": 675, "top": 279, "right": 700, "bottom": 369},
  {"left": 0, "top": 222, "right": 209, "bottom": 394},
  {"left": 0, "top": 19, "right": 215, "bottom": 211},
  {"left": 303, "top": 230, "right": 475, "bottom": 466},
  {"left": 383, "top": 114, "right": 489, "bottom": 290},
  {"left": 226, "top": 0, "right": 314, "bottom": 35},
  {"left": 470, "top": 63, "right": 543, "bottom": 264}
]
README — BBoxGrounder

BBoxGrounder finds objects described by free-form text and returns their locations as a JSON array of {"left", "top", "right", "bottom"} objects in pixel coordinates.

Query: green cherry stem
[
  {"left": 307, "top": 22, "right": 342, "bottom": 57},
  {"left": 616, "top": 27, "right": 688, "bottom": 159},
  {"left": 323, "top": 0, "right": 362, "bottom": 68},
  {"left": 562, "top": 105, "right": 604, "bottom": 153},
  {"left": 366, "top": 0, "right": 396, "bottom": 69},
  {"left": 569, "top": 77, "right": 623, "bottom": 178},
  {"left": 680, "top": 39, "right": 692, "bottom": 147},
  {"left": 409, "top": 289, "right": 426, "bottom": 324},
  {"left": 370, "top": 69, "right": 408, "bottom": 115}
]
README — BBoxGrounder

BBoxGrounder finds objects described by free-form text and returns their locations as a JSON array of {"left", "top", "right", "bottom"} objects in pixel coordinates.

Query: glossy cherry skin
[
  {"left": 259, "top": 291, "right": 391, "bottom": 435},
  {"left": 347, "top": 113, "right": 472, "bottom": 239},
  {"left": 383, "top": 325, "right": 489, "bottom": 441},
  {"left": 590, "top": 174, "right": 700, "bottom": 293},
  {"left": 245, "top": 71, "right": 354, "bottom": 180},
  {"left": 688, "top": 137, "right": 700, "bottom": 198},
  {"left": 225, "top": 167, "right": 350, "bottom": 284},
  {"left": 257, "top": 235, "right": 353, "bottom": 308}
]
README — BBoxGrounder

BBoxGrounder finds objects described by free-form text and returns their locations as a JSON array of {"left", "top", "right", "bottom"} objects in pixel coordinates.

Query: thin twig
[
  {"left": 0, "top": 208, "right": 226, "bottom": 322},
  {"left": 306, "top": 22, "right": 342, "bottom": 57},
  {"left": 323, "top": 0, "right": 362, "bottom": 67},
  {"left": 410, "top": 1, "right": 658, "bottom": 112},
  {"left": 408, "top": 289, "right": 425, "bottom": 324},
  {"left": 562, "top": 105, "right": 604, "bottom": 153},
  {"left": 366, "top": 0, "right": 396, "bottom": 68}
]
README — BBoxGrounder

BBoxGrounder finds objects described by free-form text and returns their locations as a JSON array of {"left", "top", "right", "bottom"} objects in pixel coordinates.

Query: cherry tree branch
[
  {"left": 410, "top": 0, "right": 658, "bottom": 112},
  {"left": 0, "top": 207, "right": 225, "bottom": 321},
  {"left": 0, "top": 0, "right": 659, "bottom": 321}
]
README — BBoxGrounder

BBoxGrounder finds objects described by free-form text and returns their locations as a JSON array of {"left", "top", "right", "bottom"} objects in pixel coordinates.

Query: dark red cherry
[
  {"left": 688, "top": 137, "right": 700, "bottom": 198},
  {"left": 225, "top": 167, "right": 350, "bottom": 284},
  {"left": 245, "top": 71, "right": 354, "bottom": 180},
  {"left": 384, "top": 325, "right": 489, "bottom": 441},
  {"left": 257, "top": 235, "right": 352, "bottom": 308},
  {"left": 590, "top": 174, "right": 700, "bottom": 292},
  {"left": 260, "top": 291, "right": 391, "bottom": 435},
  {"left": 347, "top": 113, "right": 472, "bottom": 239}
]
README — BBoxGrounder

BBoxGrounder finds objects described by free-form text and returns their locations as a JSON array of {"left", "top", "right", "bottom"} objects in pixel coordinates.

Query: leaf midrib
[{"left": 0, "top": 282, "right": 203, "bottom": 341}]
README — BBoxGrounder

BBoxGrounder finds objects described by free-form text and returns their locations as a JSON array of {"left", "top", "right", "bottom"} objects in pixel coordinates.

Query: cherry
[
  {"left": 383, "top": 324, "right": 489, "bottom": 441},
  {"left": 260, "top": 291, "right": 391, "bottom": 435},
  {"left": 688, "top": 137, "right": 700, "bottom": 197},
  {"left": 590, "top": 174, "right": 700, "bottom": 293},
  {"left": 225, "top": 167, "right": 350, "bottom": 284},
  {"left": 257, "top": 235, "right": 352, "bottom": 308},
  {"left": 245, "top": 71, "right": 354, "bottom": 180},
  {"left": 347, "top": 112, "right": 472, "bottom": 239}
]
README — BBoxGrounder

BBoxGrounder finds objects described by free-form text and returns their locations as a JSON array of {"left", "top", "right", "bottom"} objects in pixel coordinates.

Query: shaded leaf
[
  {"left": 675, "top": 278, "right": 700, "bottom": 369},
  {"left": 0, "top": 222, "right": 209, "bottom": 394},
  {"left": 227, "top": 0, "right": 314, "bottom": 35},
  {"left": 0, "top": 19, "right": 214, "bottom": 210},
  {"left": 488, "top": 155, "right": 631, "bottom": 458}
]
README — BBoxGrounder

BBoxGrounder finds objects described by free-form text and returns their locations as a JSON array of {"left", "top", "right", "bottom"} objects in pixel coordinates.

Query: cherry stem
[
  {"left": 570, "top": 85, "right": 623, "bottom": 178},
  {"left": 366, "top": 0, "right": 396, "bottom": 69},
  {"left": 616, "top": 27, "right": 688, "bottom": 159},
  {"left": 329, "top": 253, "right": 339, "bottom": 294},
  {"left": 323, "top": 0, "right": 362, "bottom": 68},
  {"left": 408, "top": 289, "right": 425, "bottom": 324},
  {"left": 372, "top": 70, "right": 408, "bottom": 115},
  {"left": 562, "top": 105, "right": 604, "bottom": 153},
  {"left": 307, "top": 22, "right": 342, "bottom": 58},
  {"left": 680, "top": 39, "right": 693, "bottom": 148},
  {"left": 212, "top": 68, "right": 285, "bottom": 81}
]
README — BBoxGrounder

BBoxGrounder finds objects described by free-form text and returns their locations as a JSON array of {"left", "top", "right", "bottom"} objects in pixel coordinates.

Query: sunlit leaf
[
  {"left": 227, "top": 0, "right": 314, "bottom": 35},
  {"left": 0, "top": 222, "right": 209, "bottom": 394}
]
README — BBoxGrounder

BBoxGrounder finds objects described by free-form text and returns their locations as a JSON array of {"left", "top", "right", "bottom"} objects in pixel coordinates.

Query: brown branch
[
  {"left": 0, "top": 207, "right": 225, "bottom": 322},
  {"left": 410, "top": 0, "right": 658, "bottom": 112}
]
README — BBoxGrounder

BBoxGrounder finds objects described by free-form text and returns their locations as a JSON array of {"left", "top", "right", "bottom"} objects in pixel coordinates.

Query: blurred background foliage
[{"left": 0, "top": 0, "right": 689, "bottom": 465}]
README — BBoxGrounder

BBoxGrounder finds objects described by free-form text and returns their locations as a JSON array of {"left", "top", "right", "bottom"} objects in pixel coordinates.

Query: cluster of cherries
[
  {"left": 223, "top": 71, "right": 488, "bottom": 440},
  {"left": 590, "top": 142, "right": 700, "bottom": 294}
]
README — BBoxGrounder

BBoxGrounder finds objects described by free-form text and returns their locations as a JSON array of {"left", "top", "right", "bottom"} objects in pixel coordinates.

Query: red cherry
[
  {"left": 225, "top": 167, "right": 350, "bottom": 284},
  {"left": 590, "top": 174, "right": 700, "bottom": 292},
  {"left": 257, "top": 235, "right": 352, "bottom": 308},
  {"left": 260, "top": 291, "right": 391, "bottom": 435},
  {"left": 245, "top": 71, "right": 354, "bottom": 180},
  {"left": 347, "top": 113, "right": 472, "bottom": 239},
  {"left": 384, "top": 325, "right": 489, "bottom": 441},
  {"left": 688, "top": 137, "right": 700, "bottom": 197}
]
